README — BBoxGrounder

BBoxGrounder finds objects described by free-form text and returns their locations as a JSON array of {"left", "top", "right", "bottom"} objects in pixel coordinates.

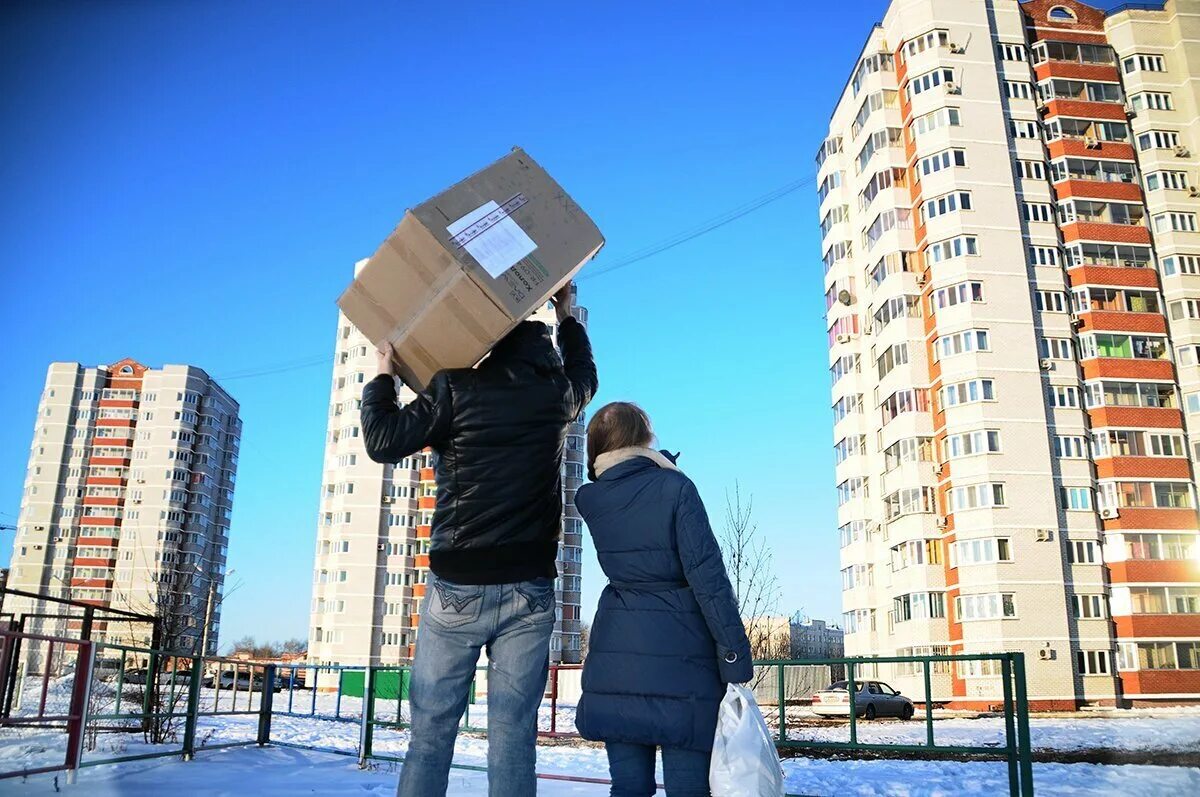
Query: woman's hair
[{"left": 586, "top": 402, "right": 654, "bottom": 477}]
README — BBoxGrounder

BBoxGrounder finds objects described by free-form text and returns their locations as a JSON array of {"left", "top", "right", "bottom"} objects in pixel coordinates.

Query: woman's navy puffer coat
[{"left": 574, "top": 451, "right": 753, "bottom": 752}]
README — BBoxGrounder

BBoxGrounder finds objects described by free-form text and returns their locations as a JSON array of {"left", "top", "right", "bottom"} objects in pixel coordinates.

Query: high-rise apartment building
[
  {"left": 307, "top": 263, "right": 587, "bottom": 682},
  {"left": 8, "top": 359, "right": 240, "bottom": 658},
  {"left": 820, "top": 0, "right": 1200, "bottom": 707}
]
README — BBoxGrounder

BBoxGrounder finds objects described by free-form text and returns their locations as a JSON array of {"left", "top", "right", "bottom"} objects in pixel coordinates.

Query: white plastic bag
[{"left": 709, "top": 683, "right": 786, "bottom": 797}]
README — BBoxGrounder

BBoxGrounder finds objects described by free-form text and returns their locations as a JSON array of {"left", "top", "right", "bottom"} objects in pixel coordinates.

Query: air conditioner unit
[
  {"left": 936, "top": 516, "right": 949, "bottom": 529},
  {"left": 382, "top": 496, "right": 392, "bottom": 504},
  {"left": 1189, "top": 186, "right": 1200, "bottom": 198},
  {"left": 33, "top": 544, "right": 43, "bottom": 550},
  {"left": 916, "top": 274, "right": 928, "bottom": 287},
  {"left": 836, "top": 333, "right": 853, "bottom": 344},
  {"left": 934, "top": 463, "right": 944, "bottom": 476},
  {"left": 1099, "top": 507, "right": 1120, "bottom": 520},
  {"left": 1124, "top": 104, "right": 1137, "bottom": 119},
  {"left": 34, "top": 525, "right": 45, "bottom": 532},
  {"left": 1070, "top": 314, "right": 1084, "bottom": 328},
  {"left": 377, "top": 543, "right": 387, "bottom": 552},
  {"left": 1174, "top": 146, "right": 1191, "bottom": 158},
  {"left": 948, "top": 42, "right": 963, "bottom": 54},
  {"left": 944, "top": 81, "right": 961, "bottom": 95},
  {"left": 1084, "top": 136, "right": 1101, "bottom": 149},
  {"left": 1039, "top": 359, "right": 1054, "bottom": 370},
  {"left": 1036, "top": 528, "right": 1053, "bottom": 542},
  {"left": 863, "top": 323, "right": 874, "bottom": 336},
  {"left": 1037, "top": 648, "right": 1053, "bottom": 661}
]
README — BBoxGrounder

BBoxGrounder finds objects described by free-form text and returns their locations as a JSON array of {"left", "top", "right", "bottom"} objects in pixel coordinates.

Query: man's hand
[
  {"left": 376, "top": 342, "right": 398, "bottom": 377},
  {"left": 550, "top": 282, "right": 574, "bottom": 323}
]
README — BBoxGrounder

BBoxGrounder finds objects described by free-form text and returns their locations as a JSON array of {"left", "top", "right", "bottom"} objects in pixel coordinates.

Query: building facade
[
  {"left": 8, "top": 359, "right": 240, "bottom": 658},
  {"left": 306, "top": 264, "right": 587, "bottom": 681},
  {"left": 821, "top": 0, "right": 1200, "bottom": 707},
  {"left": 790, "top": 616, "right": 846, "bottom": 661}
]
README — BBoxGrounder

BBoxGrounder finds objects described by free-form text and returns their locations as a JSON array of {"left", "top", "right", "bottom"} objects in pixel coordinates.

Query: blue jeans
[
  {"left": 607, "top": 742, "right": 711, "bottom": 797},
  {"left": 396, "top": 574, "right": 555, "bottom": 797}
]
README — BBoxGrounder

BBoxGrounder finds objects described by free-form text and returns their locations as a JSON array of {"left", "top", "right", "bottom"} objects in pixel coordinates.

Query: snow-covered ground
[
  {"left": 5, "top": 735, "right": 1200, "bottom": 796},
  {"left": 3, "top": 676, "right": 1200, "bottom": 795}
]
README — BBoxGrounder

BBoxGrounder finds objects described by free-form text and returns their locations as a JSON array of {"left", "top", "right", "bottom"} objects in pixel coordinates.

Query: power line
[
  {"left": 578, "top": 175, "right": 815, "bottom": 282},
  {"left": 207, "top": 174, "right": 813, "bottom": 382}
]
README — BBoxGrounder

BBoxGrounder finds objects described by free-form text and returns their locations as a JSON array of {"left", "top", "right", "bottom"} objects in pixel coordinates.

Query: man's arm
[
  {"left": 360, "top": 346, "right": 452, "bottom": 463},
  {"left": 552, "top": 283, "right": 598, "bottom": 416}
]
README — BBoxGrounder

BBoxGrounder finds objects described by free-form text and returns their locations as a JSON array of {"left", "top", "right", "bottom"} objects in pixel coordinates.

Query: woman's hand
[
  {"left": 551, "top": 281, "right": 574, "bottom": 323},
  {"left": 376, "top": 342, "right": 398, "bottom": 377}
]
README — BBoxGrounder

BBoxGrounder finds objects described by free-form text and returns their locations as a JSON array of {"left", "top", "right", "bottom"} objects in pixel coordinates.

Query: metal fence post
[
  {"left": 1012, "top": 653, "right": 1034, "bottom": 795},
  {"left": 64, "top": 641, "right": 94, "bottom": 785},
  {"left": 777, "top": 662, "right": 786, "bottom": 743},
  {"left": 1001, "top": 655, "right": 1018, "bottom": 797},
  {"left": 923, "top": 657, "right": 934, "bottom": 747},
  {"left": 182, "top": 656, "right": 203, "bottom": 761},
  {"left": 358, "top": 666, "right": 375, "bottom": 768},
  {"left": 257, "top": 664, "right": 276, "bottom": 745},
  {"left": 847, "top": 661, "right": 857, "bottom": 746}
]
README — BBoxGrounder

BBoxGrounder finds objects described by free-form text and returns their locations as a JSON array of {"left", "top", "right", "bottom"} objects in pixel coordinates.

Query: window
[
  {"left": 1077, "top": 650, "right": 1110, "bottom": 676},
  {"left": 1138, "top": 130, "right": 1180, "bottom": 151},
  {"left": 892, "top": 591, "right": 946, "bottom": 623},
  {"left": 1004, "top": 81, "right": 1033, "bottom": 100},
  {"left": 1066, "top": 242, "right": 1152, "bottom": 269},
  {"left": 1121, "top": 532, "right": 1197, "bottom": 561},
  {"left": 873, "top": 295, "right": 921, "bottom": 331},
  {"left": 1145, "top": 171, "right": 1189, "bottom": 192},
  {"left": 1031, "top": 41, "right": 1114, "bottom": 66},
  {"left": 883, "top": 436, "right": 934, "bottom": 470},
  {"left": 955, "top": 593, "right": 1016, "bottom": 621},
  {"left": 1078, "top": 333, "right": 1169, "bottom": 361},
  {"left": 1130, "top": 91, "right": 1174, "bottom": 112},
  {"left": 815, "top": 136, "right": 843, "bottom": 169},
  {"left": 934, "top": 329, "right": 989, "bottom": 359},
  {"left": 831, "top": 354, "right": 860, "bottom": 385},
  {"left": 1049, "top": 5, "right": 1076, "bottom": 20},
  {"left": 948, "top": 483, "right": 1006, "bottom": 511},
  {"left": 1054, "top": 436, "right": 1087, "bottom": 459},
  {"left": 1036, "top": 291, "right": 1068, "bottom": 313},
  {"left": 1040, "top": 337, "right": 1072, "bottom": 359},
  {"left": 876, "top": 343, "right": 909, "bottom": 379},
  {"left": 906, "top": 68, "right": 956, "bottom": 100},
  {"left": 949, "top": 537, "right": 1012, "bottom": 566},
  {"left": 863, "top": 208, "right": 912, "bottom": 250},
  {"left": 940, "top": 379, "right": 995, "bottom": 408},
  {"left": 997, "top": 42, "right": 1026, "bottom": 62},
  {"left": 1019, "top": 160, "right": 1045, "bottom": 180},
  {"left": 1061, "top": 486, "right": 1093, "bottom": 511},
  {"left": 833, "top": 394, "right": 862, "bottom": 423},
  {"left": 880, "top": 388, "right": 929, "bottom": 424},
  {"left": 931, "top": 281, "right": 984, "bottom": 313},
  {"left": 1044, "top": 117, "right": 1128, "bottom": 143},
  {"left": 1029, "top": 246, "right": 1060, "bottom": 267},
  {"left": 852, "top": 90, "right": 899, "bottom": 138},
  {"left": 903, "top": 29, "right": 949, "bottom": 59},
  {"left": 1009, "top": 119, "right": 1040, "bottom": 139},
  {"left": 1051, "top": 157, "right": 1137, "bottom": 184},
  {"left": 1049, "top": 386, "right": 1080, "bottom": 408},
  {"left": 943, "top": 429, "right": 1001, "bottom": 459},
  {"left": 1023, "top": 202, "right": 1054, "bottom": 223},
  {"left": 834, "top": 435, "right": 865, "bottom": 465},
  {"left": 838, "top": 520, "right": 866, "bottom": 547},
  {"left": 1170, "top": 299, "right": 1200, "bottom": 321},
  {"left": 921, "top": 191, "right": 972, "bottom": 222},
  {"left": 851, "top": 51, "right": 894, "bottom": 95},
  {"left": 884, "top": 487, "right": 937, "bottom": 518},
  {"left": 1160, "top": 255, "right": 1200, "bottom": 276},
  {"left": 836, "top": 477, "right": 868, "bottom": 506},
  {"left": 1154, "top": 212, "right": 1198, "bottom": 233},
  {"left": 856, "top": 128, "right": 903, "bottom": 173},
  {"left": 925, "top": 235, "right": 978, "bottom": 265},
  {"left": 1097, "top": 480, "right": 1194, "bottom": 510},
  {"left": 1068, "top": 540, "right": 1099, "bottom": 564},
  {"left": 890, "top": 539, "right": 942, "bottom": 571},
  {"left": 1123, "top": 54, "right": 1166, "bottom": 73},
  {"left": 918, "top": 148, "right": 967, "bottom": 176},
  {"left": 911, "top": 106, "right": 961, "bottom": 138}
]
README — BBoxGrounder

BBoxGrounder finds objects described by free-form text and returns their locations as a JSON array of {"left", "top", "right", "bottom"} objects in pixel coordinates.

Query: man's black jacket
[{"left": 360, "top": 316, "right": 597, "bottom": 584}]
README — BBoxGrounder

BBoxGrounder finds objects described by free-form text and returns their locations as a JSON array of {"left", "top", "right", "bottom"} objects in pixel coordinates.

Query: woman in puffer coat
[{"left": 575, "top": 402, "right": 753, "bottom": 797}]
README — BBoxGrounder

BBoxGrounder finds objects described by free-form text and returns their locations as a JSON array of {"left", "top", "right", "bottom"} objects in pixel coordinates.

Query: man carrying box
[{"left": 361, "top": 282, "right": 597, "bottom": 797}]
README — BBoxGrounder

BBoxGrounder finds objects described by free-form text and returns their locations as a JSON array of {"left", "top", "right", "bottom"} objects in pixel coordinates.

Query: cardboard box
[{"left": 338, "top": 147, "right": 604, "bottom": 390}]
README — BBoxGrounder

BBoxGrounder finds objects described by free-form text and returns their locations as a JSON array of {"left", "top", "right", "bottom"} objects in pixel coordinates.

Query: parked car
[
  {"left": 204, "top": 669, "right": 281, "bottom": 692},
  {"left": 123, "top": 668, "right": 192, "bottom": 686},
  {"left": 811, "top": 680, "right": 914, "bottom": 720}
]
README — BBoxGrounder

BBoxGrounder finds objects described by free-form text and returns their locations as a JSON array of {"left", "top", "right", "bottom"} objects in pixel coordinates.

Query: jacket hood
[{"left": 484, "top": 320, "right": 563, "bottom": 374}]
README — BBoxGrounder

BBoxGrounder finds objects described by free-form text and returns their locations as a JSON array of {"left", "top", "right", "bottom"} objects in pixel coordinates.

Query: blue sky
[{"left": 0, "top": 0, "right": 1131, "bottom": 648}]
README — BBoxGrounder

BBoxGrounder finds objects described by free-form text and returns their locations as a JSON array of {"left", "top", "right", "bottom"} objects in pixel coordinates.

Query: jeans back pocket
[{"left": 427, "top": 577, "right": 484, "bottom": 629}]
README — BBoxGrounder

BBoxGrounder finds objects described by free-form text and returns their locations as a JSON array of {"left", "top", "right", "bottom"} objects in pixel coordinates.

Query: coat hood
[{"left": 484, "top": 320, "right": 562, "bottom": 374}]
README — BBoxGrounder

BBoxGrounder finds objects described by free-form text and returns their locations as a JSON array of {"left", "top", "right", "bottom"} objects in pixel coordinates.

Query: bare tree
[
  {"left": 578, "top": 622, "right": 590, "bottom": 660},
  {"left": 718, "top": 484, "right": 788, "bottom": 662}
]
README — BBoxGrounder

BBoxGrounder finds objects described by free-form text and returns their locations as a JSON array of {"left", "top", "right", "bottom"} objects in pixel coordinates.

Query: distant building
[
  {"left": 790, "top": 616, "right": 845, "bottom": 661},
  {"left": 7, "top": 358, "right": 240, "bottom": 658}
]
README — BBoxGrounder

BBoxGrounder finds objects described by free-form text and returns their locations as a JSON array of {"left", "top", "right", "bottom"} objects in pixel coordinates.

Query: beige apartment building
[
  {"left": 8, "top": 359, "right": 240, "bottom": 660},
  {"left": 821, "top": 0, "right": 1200, "bottom": 707},
  {"left": 306, "top": 263, "right": 587, "bottom": 682}
]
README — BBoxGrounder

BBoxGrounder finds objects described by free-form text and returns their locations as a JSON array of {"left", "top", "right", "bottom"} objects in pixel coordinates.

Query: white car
[{"left": 811, "top": 680, "right": 915, "bottom": 720}]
